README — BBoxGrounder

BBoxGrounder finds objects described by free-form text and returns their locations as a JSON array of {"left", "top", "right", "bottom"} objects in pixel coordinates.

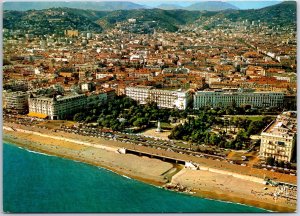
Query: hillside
[
  {"left": 3, "top": 1, "right": 296, "bottom": 35},
  {"left": 3, "top": 1, "right": 146, "bottom": 11},
  {"left": 221, "top": 1, "right": 296, "bottom": 27},
  {"left": 3, "top": 8, "right": 106, "bottom": 35},
  {"left": 97, "top": 9, "right": 204, "bottom": 32},
  {"left": 97, "top": 1, "right": 296, "bottom": 31},
  {"left": 4, "top": 1, "right": 237, "bottom": 12}
]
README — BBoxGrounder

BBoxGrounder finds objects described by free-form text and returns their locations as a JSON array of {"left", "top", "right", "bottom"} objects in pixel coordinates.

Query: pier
[{"left": 119, "top": 148, "right": 186, "bottom": 165}]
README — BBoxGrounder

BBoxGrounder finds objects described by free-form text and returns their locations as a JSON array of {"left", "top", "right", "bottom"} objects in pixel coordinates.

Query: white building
[
  {"left": 87, "top": 32, "right": 92, "bottom": 39},
  {"left": 260, "top": 111, "right": 297, "bottom": 162},
  {"left": 128, "top": 18, "right": 136, "bottom": 23},
  {"left": 28, "top": 91, "right": 110, "bottom": 120},
  {"left": 125, "top": 86, "right": 152, "bottom": 105},
  {"left": 194, "top": 89, "right": 284, "bottom": 108},
  {"left": 81, "top": 82, "right": 93, "bottom": 92},
  {"left": 175, "top": 91, "right": 192, "bottom": 110},
  {"left": 125, "top": 86, "right": 192, "bottom": 110},
  {"left": 28, "top": 94, "right": 86, "bottom": 120},
  {"left": 96, "top": 73, "right": 113, "bottom": 79}
]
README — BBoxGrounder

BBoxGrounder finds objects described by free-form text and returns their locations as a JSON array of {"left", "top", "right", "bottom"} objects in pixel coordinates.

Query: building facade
[
  {"left": 28, "top": 90, "right": 113, "bottom": 120},
  {"left": 259, "top": 111, "right": 297, "bottom": 162},
  {"left": 125, "top": 86, "right": 192, "bottom": 110},
  {"left": 28, "top": 94, "right": 86, "bottom": 120},
  {"left": 125, "top": 86, "right": 152, "bottom": 105},
  {"left": 86, "top": 92, "right": 107, "bottom": 107},
  {"left": 3, "top": 91, "right": 29, "bottom": 113},
  {"left": 194, "top": 89, "right": 284, "bottom": 108}
]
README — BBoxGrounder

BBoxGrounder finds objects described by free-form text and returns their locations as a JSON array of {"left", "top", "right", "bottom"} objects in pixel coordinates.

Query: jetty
[{"left": 118, "top": 148, "right": 186, "bottom": 165}]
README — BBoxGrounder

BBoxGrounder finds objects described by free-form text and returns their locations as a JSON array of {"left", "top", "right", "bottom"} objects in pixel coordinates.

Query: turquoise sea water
[{"left": 3, "top": 143, "right": 268, "bottom": 213}]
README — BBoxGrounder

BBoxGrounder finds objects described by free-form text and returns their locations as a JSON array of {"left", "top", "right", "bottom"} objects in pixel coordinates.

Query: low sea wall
[{"left": 199, "top": 166, "right": 264, "bottom": 184}]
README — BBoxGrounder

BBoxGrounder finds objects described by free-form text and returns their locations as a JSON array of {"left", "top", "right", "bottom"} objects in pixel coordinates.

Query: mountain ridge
[
  {"left": 4, "top": 1, "right": 239, "bottom": 12},
  {"left": 3, "top": 1, "right": 296, "bottom": 35},
  {"left": 186, "top": 1, "right": 239, "bottom": 11},
  {"left": 3, "top": 1, "right": 146, "bottom": 11}
]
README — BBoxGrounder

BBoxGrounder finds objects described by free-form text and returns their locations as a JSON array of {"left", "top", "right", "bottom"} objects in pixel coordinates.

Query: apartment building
[
  {"left": 3, "top": 91, "right": 29, "bottom": 113},
  {"left": 194, "top": 89, "right": 284, "bottom": 108},
  {"left": 125, "top": 86, "right": 192, "bottom": 110},
  {"left": 259, "top": 111, "right": 297, "bottom": 162}
]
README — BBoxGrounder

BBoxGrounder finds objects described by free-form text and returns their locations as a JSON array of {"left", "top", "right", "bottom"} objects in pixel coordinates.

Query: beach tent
[{"left": 27, "top": 112, "right": 48, "bottom": 119}]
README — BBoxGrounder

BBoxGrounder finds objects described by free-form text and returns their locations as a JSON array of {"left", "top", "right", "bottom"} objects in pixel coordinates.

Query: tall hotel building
[
  {"left": 3, "top": 91, "right": 29, "bottom": 114},
  {"left": 28, "top": 94, "right": 86, "bottom": 120},
  {"left": 259, "top": 111, "right": 297, "bottom": 162},
  {"left": 125, "top": 86, "right": 192, "bottom": 110},
  {"left": 193, "top": 89, "right": 284, "bottom": 109},
  {"left": 125, "top": 86, "right": 152, "bottom": 105}
]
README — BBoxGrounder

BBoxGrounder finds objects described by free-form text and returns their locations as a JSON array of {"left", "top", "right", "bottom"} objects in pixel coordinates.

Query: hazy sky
[
  {"left": 134, "top": 1, "right": 283, "bottom": 9},
  {"left": 3, "top": 0, "right": 284, "bottom": 10}
]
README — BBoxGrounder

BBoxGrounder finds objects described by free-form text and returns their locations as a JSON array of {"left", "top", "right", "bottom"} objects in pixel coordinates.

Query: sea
[{"left": 3, "top": 142, "right": 269, "bottom": 213}]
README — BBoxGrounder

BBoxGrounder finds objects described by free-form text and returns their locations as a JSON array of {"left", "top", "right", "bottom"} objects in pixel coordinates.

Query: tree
[
  {"left": 234, "top": 141, "right": 243, "bottom": 150},
  {"left": 266, "top": 156, "right": 275, "bottom": 166},
  {"left": 278, "top": 160, "right": 285, "bottom": 168},
  {"left": 73, "top": 112, "right": 86, "bottom": 122},
  {"left": 231, "top": 99, "right": 237, "bottom": 109},
  {"left": 203, "top": 131, "right": 210, "bottom": 144},
  {"left": 133, "top": 117, "right": 148, "bottom": 127},
  {"left": 210, "top": 134, "right": 221, "bottom": 146},
  {"left": 246, "top": 117, "right": 273, "bottom": 136},
  {"left": 225, "top": 107, "right": 234, "bottom": 115},
  {"left": 225, "top": 141, "right": 235, "bottom": 149},
  {"left": 286, "top": 162, "right": 292, "bottom": 169},
  {"left": 85, "top": 116, "right": 93, "bottom": 123}
]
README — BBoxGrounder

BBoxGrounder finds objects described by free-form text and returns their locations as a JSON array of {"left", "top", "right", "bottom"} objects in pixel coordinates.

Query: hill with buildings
[
  {"left": 96, "top": 9, "right": 204, "bottom": 32},
  {"left": 221, "top": 1, "right": 296, "bottom": 27},
  {"left": 3, "top": 8, "right": 107, "bottom": 35},
  {"left": 96, "top": 1, "right": 296, "bottom": 30},
  {"left": 3, "top": 1, "right": 296, "bottom": 35}
]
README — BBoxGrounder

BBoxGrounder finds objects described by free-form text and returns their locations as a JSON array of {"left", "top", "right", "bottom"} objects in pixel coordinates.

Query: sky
[
  {"left": 3, "top": 0, "right": 285, "bottom": 10},
  {"left": 134, "top": 1, "right": 283, "bottom": 9}
]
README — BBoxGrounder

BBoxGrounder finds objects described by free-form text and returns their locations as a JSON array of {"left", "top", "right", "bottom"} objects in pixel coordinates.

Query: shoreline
[
  {"left": 3, "top": 127, "right": 297, "bottom": 213},
  {"left": 11, "top": 143, "right": 161, "bottom": 187},
  {"left": 3, "top": 134, "right": 167, "bottom": 187},
  {"left": 3, "top": 139, "right": 268, "bottom": 212}
]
